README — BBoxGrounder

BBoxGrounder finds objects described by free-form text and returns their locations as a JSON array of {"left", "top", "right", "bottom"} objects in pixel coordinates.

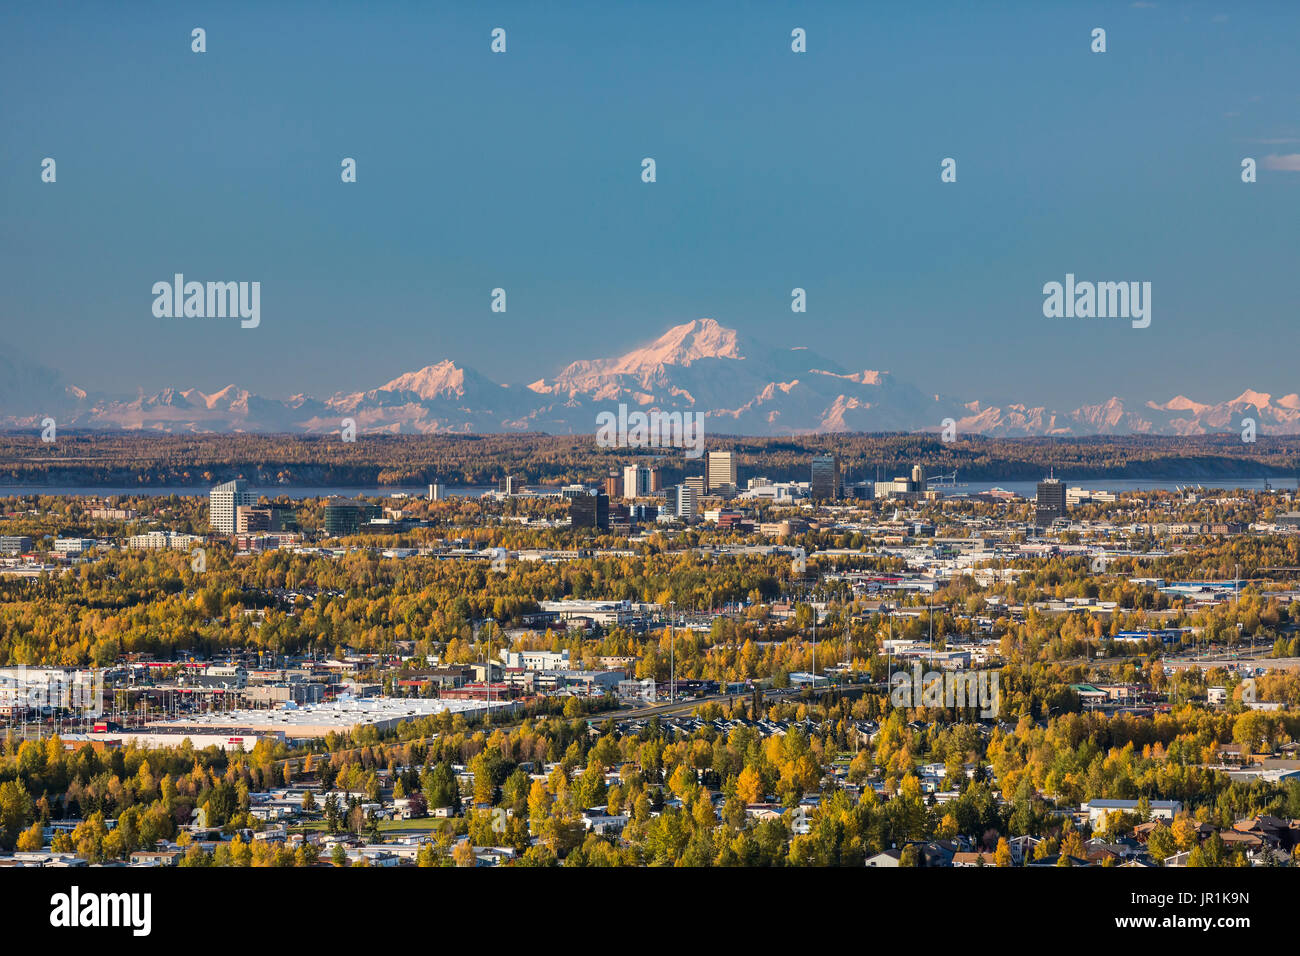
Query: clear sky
[{"left": 2, "top": 0, "right": 1297, "bottom": 409}]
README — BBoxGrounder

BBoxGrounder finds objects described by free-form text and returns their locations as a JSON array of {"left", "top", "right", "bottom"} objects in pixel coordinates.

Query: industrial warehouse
[{"left": 65, "top": 697, "right": 518, "bottom": 751}]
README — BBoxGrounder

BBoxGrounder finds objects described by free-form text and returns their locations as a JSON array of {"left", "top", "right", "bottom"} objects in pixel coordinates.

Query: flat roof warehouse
[{"left": 100, "top": 697, "right": 516, "bottom": 746}]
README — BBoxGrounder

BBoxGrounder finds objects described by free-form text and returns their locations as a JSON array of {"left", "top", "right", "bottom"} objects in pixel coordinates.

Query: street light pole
[
  {"left": 886, "top": 605, "right": 893, "bottom": 697},
  {"left": 845, "top": 611, "right": 851, "bottom": 683}
]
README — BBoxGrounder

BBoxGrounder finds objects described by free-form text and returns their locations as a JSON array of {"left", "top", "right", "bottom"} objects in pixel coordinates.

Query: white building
[
  {"left": 53, "top": 538, "right": 96, "bottom": 555},
  {"left": 738, "top": 481, "right": 800, "bottom": 502},
  {"left": 127, "top": 531, "right": 202, "bottom": 550},
  {"left": 539, "top": 599, "right": 635, "bottom": 626},
  {"left": 623, "top": 465, "right": 653, "bottom": 500},
  {"left": 581, "top": 807, "right": 630, "bottom": 835},
  {"left": 499, "top": 648, "right": 570, "bottom": 671},
  {"left": 210, "top": 479, "right": 256, "bottom": 534},
  {"left": 1082, "top": 799, "right": 1182, "bottom": 827}
]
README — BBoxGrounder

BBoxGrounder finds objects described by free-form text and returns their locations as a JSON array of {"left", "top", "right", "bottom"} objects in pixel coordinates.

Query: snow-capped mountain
[{"left": 2, "top": 321, "right": 1297, "bottom": 437}]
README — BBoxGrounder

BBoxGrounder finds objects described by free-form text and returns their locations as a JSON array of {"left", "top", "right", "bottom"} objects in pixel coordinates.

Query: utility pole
[
  {"left": 845, "top": 612, "right": 852, "bottom": 684},
  {"left": 669, "top": 601, "right": 675, "bottom": 703},
  {"left": 484, "top": 617, "right": 494, "bottom": 726}
]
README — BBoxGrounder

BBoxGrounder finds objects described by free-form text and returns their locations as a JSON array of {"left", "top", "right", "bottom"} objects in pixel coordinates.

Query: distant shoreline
[
  {"left": 0, "top": 431, "right": 1295, "bottom": 492},
  {"left": 0, "top": 478, "right": 1293, "bottom": 500}
]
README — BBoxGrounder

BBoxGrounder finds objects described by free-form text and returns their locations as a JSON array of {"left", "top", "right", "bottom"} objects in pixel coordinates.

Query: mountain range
[{"left": 3, "top": 319, "right": 1298, "bottom": 437}]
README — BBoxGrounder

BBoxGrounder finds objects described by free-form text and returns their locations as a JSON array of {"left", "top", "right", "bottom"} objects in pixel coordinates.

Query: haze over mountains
[{"left": 2, "top": 319, "right": 1297, "bottom": 437}]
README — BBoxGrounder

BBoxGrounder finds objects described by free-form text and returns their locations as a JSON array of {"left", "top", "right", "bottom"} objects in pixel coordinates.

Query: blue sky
[{"left": 1, "top": 0, "right": 1297, "bottom": 409}]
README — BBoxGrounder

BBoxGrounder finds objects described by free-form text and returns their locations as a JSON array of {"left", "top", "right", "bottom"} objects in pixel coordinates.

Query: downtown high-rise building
[
  {"left": 623, "top": 465, "right": 653, "bottom": 499},
  {"left": 810, "top": 454, "right": 841, "bottom": 500},
  {"left": 209, "top": 479, "right": 256, "bottom": 533},
  {"left": 570, "top": 491, "right": 610, "bottom": 530},
  {"left": 706, "top": 450, "right": 737, "bottom": 494},
  {"left": 1035, "top": 476, "right": 1067, "bottom": 529},
  {"left": 673, "top": 483, "right": 698, "bottom": 520}
]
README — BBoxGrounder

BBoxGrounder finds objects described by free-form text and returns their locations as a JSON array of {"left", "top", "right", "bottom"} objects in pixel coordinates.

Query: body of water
[
  {"left": 0, "top": 485, "right": 497, "bottom": 500},
  {"left": 952, "top": 478, "right": 1296, "bottom": 497}
]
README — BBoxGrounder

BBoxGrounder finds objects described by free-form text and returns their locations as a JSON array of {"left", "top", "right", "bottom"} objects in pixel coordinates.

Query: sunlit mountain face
[{"left": 3, "top": 320, "right": 1298, "bottom": 437}]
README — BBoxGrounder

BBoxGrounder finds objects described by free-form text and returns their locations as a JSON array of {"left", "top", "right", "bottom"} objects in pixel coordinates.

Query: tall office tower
[
  {"left": 603, "top": 473, "right": 621, "bottom": 499},
  {"left": 570, "top": 491, "right": 609, "bottom": 529},
  {"left": 648, "top": 466, "right": 661, "bottom": 493},
  {"left": 706, "top": 450, "right": 737, "bottom": 493},
  {"left": 428, "top": 483, "right": 446, "bottom": 501},
  {"left": 684, "top": 475, "right": 706, "bottom": 499},
  {"left": 623, "top": 465, "right": 652, "bottom": 499},
  {"left": 911, "top": 464, "right": 926, "bottom": 490},
  {"left": 810, "top": 454, "right": 842, "bottom": 500},
  {"left": 1035, "top": 476, "right": 1067, "bottom": 529},
  {"left": 674, "top": 484, "right": 698, "bottom": 520},
  {"left": 499, "top": 476, "right": 518, "bottom": 496},
  {"left": 210, "top": 479, "right": 256, "bottom": 533}
]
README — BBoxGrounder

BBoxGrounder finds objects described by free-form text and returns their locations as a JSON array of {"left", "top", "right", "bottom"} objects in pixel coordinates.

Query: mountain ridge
[{"left": 3, "top": 319, "right": 1297, "bottom": 437}]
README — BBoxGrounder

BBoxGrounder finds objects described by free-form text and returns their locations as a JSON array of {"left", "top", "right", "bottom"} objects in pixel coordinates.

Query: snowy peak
[
  {"left": 378, "top": 360, "right": 474, "bottom": 400},
  {"left": 1229, "top": 389, "right": 1272, "bottom": 409},
  {"left": 812, "top": 368, "right": 893, "bottom": 386},
  {"left": 628, "top": 317, "right": 745, "bottom": 367},
  {"left": 1150, "top": 394, "right": 1209, "bottom": 414},
  {"left": 544, "top": 318, "right": 747, "bottom": 395}
]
